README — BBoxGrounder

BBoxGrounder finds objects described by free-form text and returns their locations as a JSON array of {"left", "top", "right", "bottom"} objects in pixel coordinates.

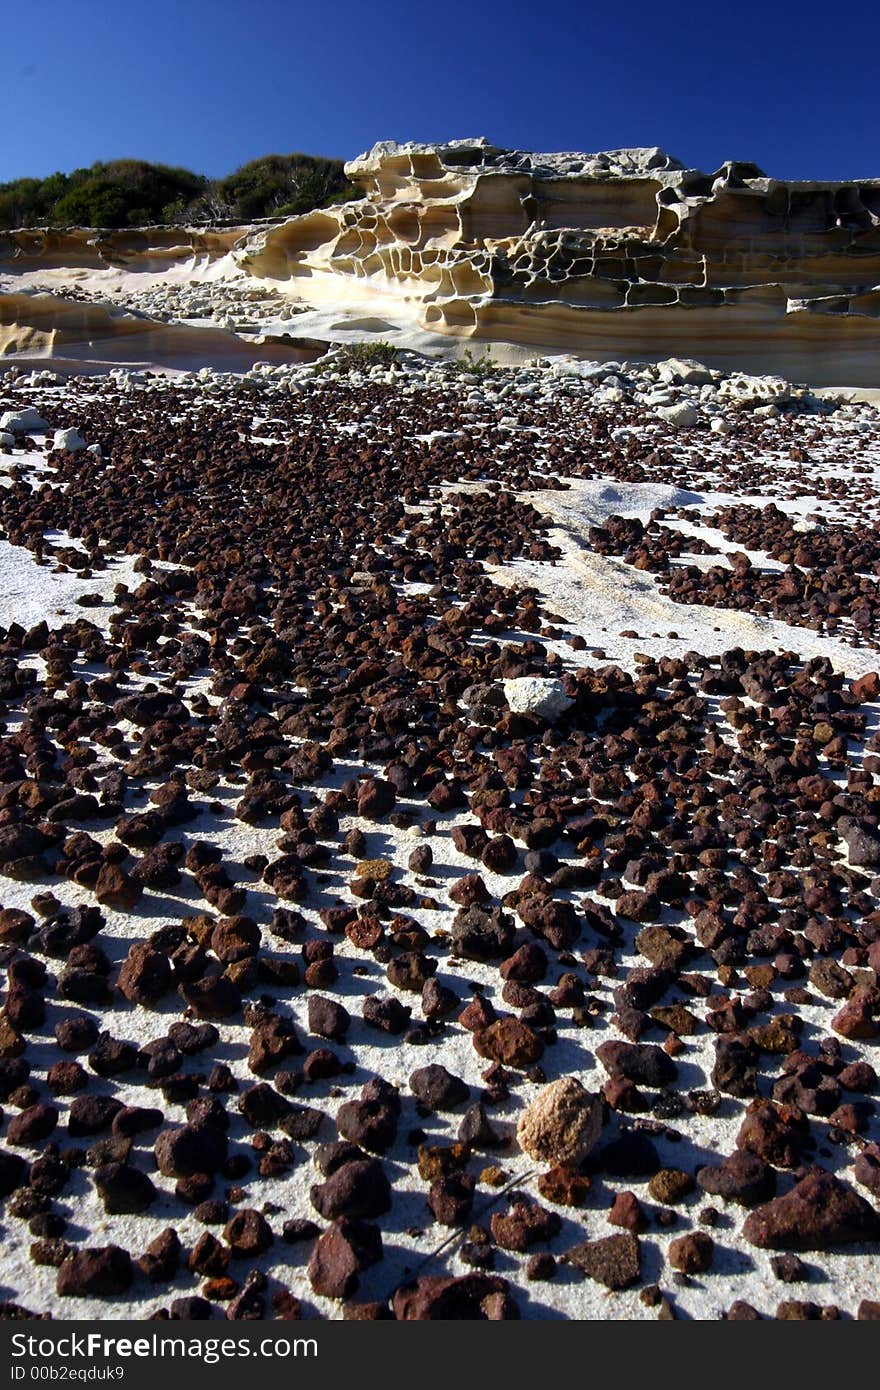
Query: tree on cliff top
[
  {"left": 49, "top": 160, "right": 207, "bottom": 227},
  {"left": 212, "top": 153, "right": 355, "bottom": 220}
]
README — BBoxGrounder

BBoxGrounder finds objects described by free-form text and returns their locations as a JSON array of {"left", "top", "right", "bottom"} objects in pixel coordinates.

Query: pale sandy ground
[
  {"left": 492, "top": 476, "right": 880, "bottom": 680},
  {"left": 0, "top": 382, "right": 878, "bottom": 1320}
]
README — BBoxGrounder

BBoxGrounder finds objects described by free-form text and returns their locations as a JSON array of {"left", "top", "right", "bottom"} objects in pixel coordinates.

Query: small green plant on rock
[
  {"left": 455, "top": 345, "right": 500, "bottom": 377},
  {"left": 313, "top": 340, "right": 399, "bottom": 374}
]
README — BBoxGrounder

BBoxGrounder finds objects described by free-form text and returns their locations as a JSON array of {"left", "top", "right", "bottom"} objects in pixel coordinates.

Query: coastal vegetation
[{"left": 0, "top": 152, "right": 355, "bottom": 229}]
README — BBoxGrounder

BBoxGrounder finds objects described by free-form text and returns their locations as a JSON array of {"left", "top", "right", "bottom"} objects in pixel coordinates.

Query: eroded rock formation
[
  {"left": 0, "top": 290, "right": 322, "bottom": 371},
  {"left": 0, "top": 224, "right": 243, "bottom": 273},
  {"left": 236, "top": 138, "right": 880, "bottom": 385}
]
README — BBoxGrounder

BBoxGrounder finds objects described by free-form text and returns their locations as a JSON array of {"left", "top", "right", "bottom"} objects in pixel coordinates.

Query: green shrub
[
  {"left": 455, "top": 345, "right": 499, "bottom": 376},
  {"left": 52, "top": 178, "right": 131, "bottom": 227},
  {"left": 216, "top": 154, "right": 355, "bottom": 221},
  {"left": 313, "top": 340, "right": 399, "bottom": 374},
  {"left": 0, "top": 151, "right": 355, "bottom": 230}
]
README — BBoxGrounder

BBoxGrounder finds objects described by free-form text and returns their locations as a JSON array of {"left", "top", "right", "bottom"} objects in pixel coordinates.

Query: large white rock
[
  {"left": 656, "top": 402, "right": 699, "bottom": 428},
  {"left": 52, "top": 428, "right": 87, "bottom": 453},
  {"left": 595, "top": 386, "right": 628, "bottom": 405},
  {"left": 503, "top": 676, "right": 573, "bottom": 721},
  {"left": 0, "top": 407, "right": 49, "bottom": 433},
  {"left": 656, "top": 357, "right": 716, "bottom": 386},
  {"left": 718, "top": 374, "right": 791, "bottom": 406}
]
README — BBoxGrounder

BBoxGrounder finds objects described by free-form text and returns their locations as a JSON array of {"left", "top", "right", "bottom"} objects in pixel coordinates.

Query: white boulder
[
  {"left": 656, "top": 357, "right": 716, "bottom": 386},
  {"left": 0, "top": 406, "right": 49, "bottom": 433},
  {"left": 595, "top": 386, "right": 628, "bottom": 405},
  {"left": 503, "top": 676, "right": 573, "bottom": 721},
  {"left": 718, "top": 374, "right": 791, "bottom": 406},
  {"left": 52, "top": 428, "right": 87, "bottom": 453},
  {"left": 656, "top": 402, "right": 699, "bottom": 428}
]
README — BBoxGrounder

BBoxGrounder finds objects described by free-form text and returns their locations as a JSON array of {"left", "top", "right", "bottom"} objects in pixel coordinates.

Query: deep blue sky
[{"left": 4, "top": 0, "right": 879, "bottom": 183}]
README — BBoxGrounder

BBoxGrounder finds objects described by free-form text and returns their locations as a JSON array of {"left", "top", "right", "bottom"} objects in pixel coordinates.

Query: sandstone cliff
[{"left": 235, "top": 138, "right": 880, "bottom": 385}]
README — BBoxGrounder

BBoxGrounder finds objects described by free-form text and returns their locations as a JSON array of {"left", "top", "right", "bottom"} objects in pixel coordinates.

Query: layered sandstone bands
[
  {"left": 0, "top": 224, "right": 244, "bottom": 273},
  {"left": 0, "top": 224, "right": 301, "bottom": 370},
  {"left": 0, "top": 290, "right": 322, "bottom": 371},
  {"left": 3, "top": 140, "right": 880, "bottom": 384},
  {"left": 237, "top": 138, "right": 880, "bottom": 385}
]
